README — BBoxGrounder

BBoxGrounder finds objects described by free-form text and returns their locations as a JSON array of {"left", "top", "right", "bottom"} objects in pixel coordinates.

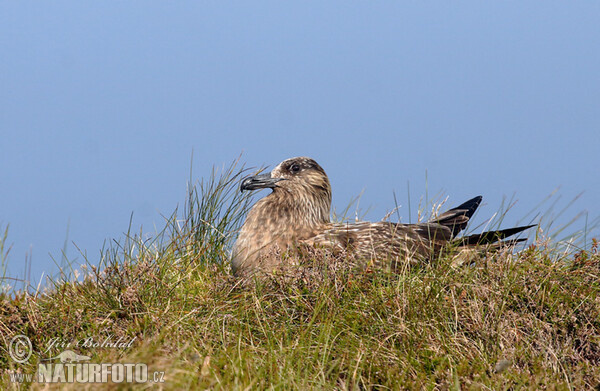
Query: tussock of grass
[{"left": 1, "top": 160, "right": 599, "bottom": 390}]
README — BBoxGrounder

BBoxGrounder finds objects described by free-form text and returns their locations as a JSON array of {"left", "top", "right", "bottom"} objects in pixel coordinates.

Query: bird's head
[
  {"left": 241, "top": 157, "right": 332, "bottom": 217},
  {"left": 242, "top": 157, "right": 330, "bottom": 194}
]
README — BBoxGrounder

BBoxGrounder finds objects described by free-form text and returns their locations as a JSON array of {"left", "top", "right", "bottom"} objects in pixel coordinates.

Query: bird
[{"left": 231, "top": 157, "right": 534, "bottom": 276}]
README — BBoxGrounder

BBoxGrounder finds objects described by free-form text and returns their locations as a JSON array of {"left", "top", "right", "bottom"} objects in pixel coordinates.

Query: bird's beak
[{"left": 240, "top": 172, "right": 285, "bottom": 191}]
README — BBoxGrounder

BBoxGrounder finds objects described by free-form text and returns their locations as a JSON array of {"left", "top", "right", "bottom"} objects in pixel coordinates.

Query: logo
[
  {"left": 6, "top": 333, "right": 165, "bottom": 384},
  {"left": 42, "top": 350, "right": 91, "bottom": 363},
  {"left": 9, "top": 335, "right": 32, "bottom": 363}
]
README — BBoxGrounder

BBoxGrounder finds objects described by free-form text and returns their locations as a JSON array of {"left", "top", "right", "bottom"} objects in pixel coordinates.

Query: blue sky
[{"left": 1, "top": 2, "right": 599, "bottom": 287}]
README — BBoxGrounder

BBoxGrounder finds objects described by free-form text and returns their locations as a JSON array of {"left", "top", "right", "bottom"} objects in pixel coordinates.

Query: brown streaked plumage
[{"left": 232, "top": 157, "right": 534, "bottom": 276}]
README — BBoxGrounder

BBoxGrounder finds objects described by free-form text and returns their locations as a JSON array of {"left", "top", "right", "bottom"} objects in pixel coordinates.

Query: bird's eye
[{"left": 290, "top": 164, "right": 300, "bottom": 173}]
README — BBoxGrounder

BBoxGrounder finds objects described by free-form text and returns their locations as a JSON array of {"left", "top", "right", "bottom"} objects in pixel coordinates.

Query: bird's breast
[{"left": 232, "top": 197, "right": 323, "bottom": 274}]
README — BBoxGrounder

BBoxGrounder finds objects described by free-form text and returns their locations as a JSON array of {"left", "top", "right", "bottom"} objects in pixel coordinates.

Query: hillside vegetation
[{"left": 1, "top": 161, "right": 599, "bottom": 390}]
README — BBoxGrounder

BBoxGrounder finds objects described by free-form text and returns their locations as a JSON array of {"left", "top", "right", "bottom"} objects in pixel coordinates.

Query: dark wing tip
[
  {"left": 449, "top": 196, "right": 483, "bottom": 219},
  {"left": 432, "top": 196, "right": 483, "bottom": 236},
  {"left": 458, "top": 224, "right": 536, "bottom": 246}
]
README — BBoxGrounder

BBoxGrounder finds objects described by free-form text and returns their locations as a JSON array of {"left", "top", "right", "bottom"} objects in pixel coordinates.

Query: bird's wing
[{"left": 303, "top": 221, "right": 453, "bottom": 262}]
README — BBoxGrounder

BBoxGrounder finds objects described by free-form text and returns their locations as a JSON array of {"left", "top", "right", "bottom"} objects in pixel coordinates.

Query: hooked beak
[{"left": 240, "top": 172, "right": 285, "bottom": 191}]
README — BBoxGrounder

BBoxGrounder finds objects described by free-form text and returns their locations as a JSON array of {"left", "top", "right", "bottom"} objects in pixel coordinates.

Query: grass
[{"left": 1, "top": 159, "right": 599, "bottom": 390}]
